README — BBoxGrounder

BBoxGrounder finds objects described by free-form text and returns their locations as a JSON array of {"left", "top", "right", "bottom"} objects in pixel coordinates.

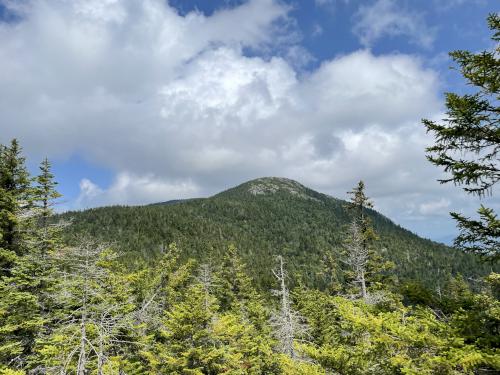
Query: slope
[{"left": 58, "top": 177, "right": 498, "bottom": 291}]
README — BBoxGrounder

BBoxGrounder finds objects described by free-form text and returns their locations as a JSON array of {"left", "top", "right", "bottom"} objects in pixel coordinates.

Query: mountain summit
[{"left": 216, "top": 177, "right": 321, "bottom": 200}]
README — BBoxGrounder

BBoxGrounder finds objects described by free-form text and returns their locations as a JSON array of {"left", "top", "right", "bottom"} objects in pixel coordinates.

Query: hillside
[{"left": 59, "top": 177, "right": 497, "bottom": 291}]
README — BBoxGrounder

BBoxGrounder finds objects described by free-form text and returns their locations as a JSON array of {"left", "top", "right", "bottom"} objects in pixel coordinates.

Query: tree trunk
[
  {"left": 77, "top": 317, "right": 86, "bottom": 375},
  {"left": 360, "top": 269, "right": 367, "bottom": 300}
]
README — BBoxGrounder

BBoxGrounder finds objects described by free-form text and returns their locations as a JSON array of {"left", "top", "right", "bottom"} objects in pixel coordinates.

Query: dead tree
[
  {"left": 343, "top": 220, "right": 369, "bottom": 300},
  {"left": 197, "top": 263, "right": 213, "bottom": 313},
  {"left": 270, "top": 255, "right": 306, "bottom": 359},
  {"left": 50, "top": 238, "right": 133, "bottom": 374}
]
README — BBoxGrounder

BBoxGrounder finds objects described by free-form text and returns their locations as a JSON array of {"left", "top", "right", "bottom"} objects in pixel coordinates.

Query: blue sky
[{"left": 0, "top": 0, "right": 498, "bottom": 243}]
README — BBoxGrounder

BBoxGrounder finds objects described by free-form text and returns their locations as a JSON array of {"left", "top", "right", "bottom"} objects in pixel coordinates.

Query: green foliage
[
  {"left": 1, "top": 140, "right": 500, "bottom": 374},
  {"left": 296, "top": 288, "right": 500, "bottom": 374},
  {"left": 0, "top": 140, "right": 55, "bottom": 369},
  {"left": 33, "top": 242, "right": 140, "bottom": 373},
  {"left": 0, "top": 139, "right": 31, "bottom": 273},
  {"left": 422, "top": 14, "right": 500, "bottom": 259},
  {"left": 451, "top": 205, "right": 500, "bottom": 259},
  {"left": 341, "top": 181, "right": 395, "bottom": 299},
  {"left": 58, "top": 177, "right": 498, "bottom": 293},
  {"left": 143, "top": 255, "right": 279, "bottom": 374}
]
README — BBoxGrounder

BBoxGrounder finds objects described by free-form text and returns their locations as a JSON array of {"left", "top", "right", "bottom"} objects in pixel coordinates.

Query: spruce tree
[
  {"left": 34, "top": 239, "right": 138, "bottom": 373},
  {"left": 34, "top": 158, "right": 61, "bottom": 230},
  {"left": 0, "top": 140, "right": 44, "bottom": 369},
  {"left": 343, "top": 181, "right": 393, "bottom": 301},
  {"left": 0, "top": 139, "right": 31, "bottom": 274},
  {"left": 213, "top": 244, "right": 269, "bottom": 331},
  {"left": 422, "top": 13, "right": 500, "bottom": 259},
  {"left": 145, "top": 283, "right": 227, "bottom": 373}
]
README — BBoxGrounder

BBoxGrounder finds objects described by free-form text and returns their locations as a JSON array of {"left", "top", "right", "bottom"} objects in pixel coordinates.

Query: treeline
[{"left": 1, "top": 140, "right": 499, "bottom": 374}]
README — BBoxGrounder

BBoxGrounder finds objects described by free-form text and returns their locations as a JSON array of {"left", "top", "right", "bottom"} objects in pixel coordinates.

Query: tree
[
  {"left": 0, "top": 139, "right": 31, "bottom": 274},
  {"left": 0, "top": 140, "right": 47, "bottom": 369},
  {"left": 34, "top": 158, "right": 62, "bottom": 229},
  {"left": 343, "top": 220, "right": 369, "bottom": 300},
  {"left": 422, "top": 13, "right": 500, "bottom": 259},
  {"left": 342, "top": 181, "right": 393, "bottom": 301},
  {"left": 270, "top": 255, "right": 306, "bottom": 359},
  {"left": 213, "top": 244, "right": 267, "bottom": 327},
  {"left": 34, "top": 239, "right": 138, "bottom": 374}
]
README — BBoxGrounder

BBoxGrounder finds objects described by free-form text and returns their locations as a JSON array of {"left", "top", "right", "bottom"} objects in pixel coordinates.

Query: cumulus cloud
[
  {"left": 0, "top": 0, "right": 479, "bottom": 240},
  {"left": 419, "top": 198, "right": 451, "bottom": 216},
  {"left": 77, "top": 172, "right": 200, "bottom": 208},
  {"left": 352, "top": 0, "right": 436, "bottom": 48}
]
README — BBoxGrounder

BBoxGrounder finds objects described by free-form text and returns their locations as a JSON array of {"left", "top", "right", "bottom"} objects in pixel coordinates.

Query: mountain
[{"left": 58, "top": 177, "right": 497, "bottom": 291}]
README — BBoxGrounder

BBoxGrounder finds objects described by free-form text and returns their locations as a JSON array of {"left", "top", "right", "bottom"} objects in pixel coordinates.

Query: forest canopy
[{"left": 1, "top": 139, "right": 499, "bottom": 374}]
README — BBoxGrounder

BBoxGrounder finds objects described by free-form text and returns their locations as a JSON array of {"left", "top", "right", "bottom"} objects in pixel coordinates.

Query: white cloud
[
  {"left": 77, "top": 172, "right": 200, "bottom": 208},
  {"left": 0, "top": 0, "right": 484, "bottom": 241},
  {"left": 78, "top": 178, "right": 104, "bottom": 202},
  {"left": 433, "top": 0, "right": 487, "bottom": 11},
  {"left": 352, "top": 0, "right": 436, "bottom": 48},
  {"left": 419, "top": 198, "right": 451, "bottom": 216},
  {"left": 312, "top": 23, "right": 323, "bottom": 37}
]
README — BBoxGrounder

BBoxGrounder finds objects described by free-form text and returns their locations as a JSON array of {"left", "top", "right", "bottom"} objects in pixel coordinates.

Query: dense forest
[
  {"left": 1, "top": 139, "right": 499, "bottom": 374},
  {"left": 59, "top": 177, "right": 498, "bottom": 292}
]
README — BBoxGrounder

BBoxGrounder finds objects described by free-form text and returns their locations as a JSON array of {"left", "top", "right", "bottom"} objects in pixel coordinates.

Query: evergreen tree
[
  {"left": 33, "top": 158, "right": 62, "bottom": 244},
  {"left": 34, "top": 239, "right": 138, "bottom": 373},
  {"left": 343, "top": 181, "right": 393, "bottom": 300},
  {"left": 0, "top": 140, "right": 46, "bottom": 369},
  {"left": 214, "top": 244, "right": 255, "bottom": 311},
  {"left": 0, "top": 139, "right": 31, "bottom": 274},
  {"left": 0, "top": 269, "right": 42, "bottom": 369},
  {"left": 422, "top": 13, "right": 500, "bottom": 259},
  {"left": 27, "top": 157, "right": 64, "bottom": 324},
  {"left": 135, "top": 242, "right": 195, "bottom": 331},
  {"left": 145, "top": 283, "right": 227, "bottom": 373},
  {"left": 213, "top": 244, "right": 268, "bottom": 331}
]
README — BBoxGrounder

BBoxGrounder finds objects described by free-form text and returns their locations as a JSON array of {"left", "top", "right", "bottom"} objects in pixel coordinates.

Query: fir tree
[
  {"left": 422, "top": 13, "right": 500, "bottom": 259},
  {"left": 34, "top": 158, "right": 62, "bottom": 231},
  {"left": 0, "top": 139, "right": 31, "bottom": 274},
  {"left": 0, "top": 140, "right": 46, "bottom": 369},
  {"left": 145, "top": 283, "right": 226, "bottom": 373},
  {"left": 343, "top": 181, "right": 394, "bottom": 301},
  {"left": 213, "top": 244, "right": 268, "bottom": 331},
  {"left": 34, "top": 239, "right": 138, "bottom": 373}
]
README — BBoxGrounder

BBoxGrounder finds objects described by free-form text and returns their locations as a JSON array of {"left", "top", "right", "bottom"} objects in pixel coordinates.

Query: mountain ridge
[{"left": 58, "top": 176, "right": 499, "bottom": 291}]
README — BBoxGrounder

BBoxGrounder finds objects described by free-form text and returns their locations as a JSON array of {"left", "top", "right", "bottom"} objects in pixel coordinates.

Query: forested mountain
[
  {"left": 2, "top": 140, "right": 500, "bottom": 374},
  {"left": 59, "top": 177, "right": 497, "bottom": 291},
  {"left": 2, "top": 8, "right": 499, "bottom": 373}
]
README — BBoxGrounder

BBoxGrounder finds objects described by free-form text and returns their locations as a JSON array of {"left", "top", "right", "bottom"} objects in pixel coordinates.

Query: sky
[{"left": 0, "top": 0, "right": 498, "bottom": 243}]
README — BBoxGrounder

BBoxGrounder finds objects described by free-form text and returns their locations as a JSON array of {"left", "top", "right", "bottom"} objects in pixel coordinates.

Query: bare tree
[
  {"left": 196, "top": 263, "right": 214, "bottom": 313},
  {"left": 46, "top": 238, "right": 135, "bottom": 374},
  {"left": 270, "top": 255, "right": 306, "bottom": 359},
  {"left": 343, "top": 220, "right": 369, "bottom": 300}
]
